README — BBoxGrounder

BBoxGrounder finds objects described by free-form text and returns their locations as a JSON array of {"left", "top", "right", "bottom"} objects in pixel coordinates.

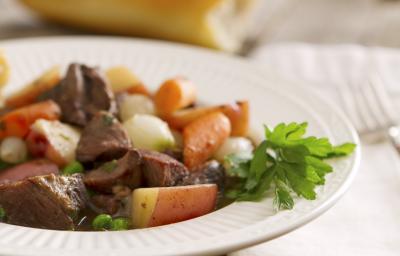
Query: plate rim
[{"left": 0, "top": 36, "right": 361, "bottom": 256}]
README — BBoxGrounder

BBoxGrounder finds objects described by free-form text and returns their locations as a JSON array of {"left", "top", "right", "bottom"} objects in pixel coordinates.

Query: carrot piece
[
  {"left": 166, "top": 101, "right": 249, "bottom": 136},
  {"left": 125, "top": 83, "right": 152, "bottom": 97},
  {"left": 166, "top": 106, "right": 222, "bottom": 129},
  {"left": 5, "top": 66, "right": 60, "bottom": 108},
  {"left": 222, "top": 101, "right": 249, "bottom": 136},
  {"left": 0, "top": 100, "right": 61, "bottom": 139},
  {"left": 154, "top": 77, "right": 196, "bottom": 116},
  {"left": 183, "top": 112, "right": 231, "bottom": 169}
]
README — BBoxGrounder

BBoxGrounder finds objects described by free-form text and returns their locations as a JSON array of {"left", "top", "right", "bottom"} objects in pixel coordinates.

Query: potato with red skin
[
  {"left": 0, "top": 159, "right": 59, "bottom": 184},
  {"left": 132, "top": 184, "right": 217, "bottom": 228},
  {"left": 26, "top": 119, "right": 80, "bottom": 167},
  {"left": 183, "top": 112, "right": 231, "bottom": 169}
]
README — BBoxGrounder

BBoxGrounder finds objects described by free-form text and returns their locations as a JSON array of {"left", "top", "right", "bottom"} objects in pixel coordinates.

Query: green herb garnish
[
  {"left": 225, "top": 122, "right": 356, "bottom": 210},
  {"left": 0, "top": 207, "right": 5, "bottom": 221},
  {"left": 102, "top": 115, "right": 115, "bottom": 126},
  {"left": 0, "top": 160, "right": 12, "bottom": 171},
  {"left": 100, "top": 160, "right": 118, "bottom": 173},
  {"left": 62, "top": 160, "right": 84, "bottom": 175}
]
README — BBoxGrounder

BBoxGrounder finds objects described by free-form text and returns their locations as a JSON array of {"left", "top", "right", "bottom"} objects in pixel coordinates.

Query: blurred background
[{"left": 2, "top": 0, "right": 400, "bottom": 54}]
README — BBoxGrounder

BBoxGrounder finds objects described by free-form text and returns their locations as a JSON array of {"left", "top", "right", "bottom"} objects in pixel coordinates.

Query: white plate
[{"left": 0, "top": 37, "right": 360, "bottom": 256}]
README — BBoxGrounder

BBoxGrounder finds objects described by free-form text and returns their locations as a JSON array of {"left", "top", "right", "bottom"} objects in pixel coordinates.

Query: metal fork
[{"left": 337, "top": 73, "right": 400, "bottom": 148}]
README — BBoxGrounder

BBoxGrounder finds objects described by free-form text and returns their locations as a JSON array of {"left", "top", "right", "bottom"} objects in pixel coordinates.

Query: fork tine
[
  {"left": 336, "top": 78, "right": 365, "bottom": 131},
  {"left": 353, "top": 87, "right": 378, "bottom": 132},
  {"left": 336, "top": 71, "right": 397, "bottom": 143},
  {"left": 368, "top": 73, "right": 399, "bottom": 125},
  {"left": 361, "top": 79, "right": 388, "bottom": 128},
  {"left": 345, "top": 79, "right": 378, "bottom": 132}
]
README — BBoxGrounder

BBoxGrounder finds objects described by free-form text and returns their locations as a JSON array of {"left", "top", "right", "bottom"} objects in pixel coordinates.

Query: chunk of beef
[
  {"left": 84, "top": 150, "right": 142, "bottom": 193},
  {"left": 84, "top": 149, "right": 189, "bottom": 192},
  {"left": 179, "top": 160, "right": 225, "bottom": 190},
  {"left": 163, "top": 148, "right": 183, "bottom": 162},
  {"left": 90, "top": 194, "right": 120, "bottom": 215},
  {"left": 76, "top": 111, "right": 132, "bottom": 163},
  {"left": 0, "top": 159, "right": 59, "bottom": 185},
  {"left": 89, "top": 186, "right": 132, "bottom": 216},
  {"left": 42, "top": 63, "right": 116, "bottom": 127},
  {"left": 139, "top": 149, "right": 189, "bottom": 187},
  {"left": 0, "top": 174, "right": 87, "bottom": 230}
]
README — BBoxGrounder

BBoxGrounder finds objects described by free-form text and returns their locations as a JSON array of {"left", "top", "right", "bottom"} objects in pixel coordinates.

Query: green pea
[
  {"left": 0, "top": 160, "right": 12, "bottom": 171},
  {"left": 62, "top": 161, "right": 84, "bottom": 176},
  {"left": 110, "top": 217, "right": 129, "bottom": 231},
  {"left": 0, "top": 207, "right": 6, "bottom": 221},
  {"left": 92, "top": 214, "right": 112, "bottom": 231}
]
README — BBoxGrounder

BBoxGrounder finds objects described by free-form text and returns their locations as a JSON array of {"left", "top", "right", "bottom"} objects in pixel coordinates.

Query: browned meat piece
[
  {"left": 0, "top": 174, "right": 87, "bottom": 230},
  {"left": 42, "top": 63, "right": 117, "bottom": 127},
  {"left": 139, "top": 149, "right": 189, "bottom": 187},
  {"left": 163, "top": 148, "right": 183, "bottom": 162},
  {"left": 76, "top": 111, "right": 131, "bottom": 163},
  {"left": 90, "top": 194, "right": 120, "bottom": 215},
  {"left": 84, "top": 150, "right": 142, "bottom": 193},
  {"left": 85, "top": 149, "right": 189, "bottom": 192},
  {"left": 179, "top": 160, "right": 225, "bottom": 189},
  {"left": 0, "top": 159, "right": 59, "bottom": 185}
]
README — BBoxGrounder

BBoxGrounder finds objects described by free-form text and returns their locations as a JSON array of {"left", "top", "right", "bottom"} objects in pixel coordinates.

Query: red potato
[
  {"left": 26, "top": 119, "right": 80, "bottom": 167},
  {"left": 183, "top": 112, "right": 231, "bottom": 169},
  {"left": 0, "top": 159, "right": 59, "bottom": 184},
  {"left": 154, "top": 77, "right": 196, "bottom": 116},
  {"left": 132, "top": 184, "right": 217, "bottom": 228},
  {"left": 5, "top": 66, "right": 60, "bottom": 108},
  {"left": 166, "top": 101, "right": 249, "bottom": 136},
  {"left": 0, "top": 100, "right": 61, "bottom": 140}
]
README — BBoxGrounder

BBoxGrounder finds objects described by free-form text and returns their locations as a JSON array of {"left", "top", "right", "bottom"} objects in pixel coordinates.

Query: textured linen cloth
[{"left": 230, "top": 44, "right": 400, "bottom": 256}]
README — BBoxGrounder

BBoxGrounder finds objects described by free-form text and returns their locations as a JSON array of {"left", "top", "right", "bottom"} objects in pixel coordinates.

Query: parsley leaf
[
  {"left": 100, "top": 160, "right": 118, "bottom": 172},
  {"left": 329, "top": 143, "right": 357, "bottom": 157},
  {"left": 274, "top": 179, "right": 294, "bottom": 210},
  {"left": 225, "top": 153, "right": 252, "bottom": 178},
  {"left": 224, "top": 122, "right": 356, "bottom": 211}
]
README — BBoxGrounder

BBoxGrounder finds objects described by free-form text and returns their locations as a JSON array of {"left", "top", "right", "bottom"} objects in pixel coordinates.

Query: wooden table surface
[{"left": 1, "top": 0, "right": 400, "bottom": 50}]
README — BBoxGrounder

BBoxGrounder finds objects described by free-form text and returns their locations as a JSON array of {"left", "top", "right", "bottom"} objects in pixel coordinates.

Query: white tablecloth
[{"left": 230, "top": 44, "right": 400, "bottom": 256}]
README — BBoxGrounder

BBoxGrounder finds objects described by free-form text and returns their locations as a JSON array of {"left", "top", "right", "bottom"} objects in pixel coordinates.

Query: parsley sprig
[{"left": 225, "top": 122, "right": 356, "bottom": 210}]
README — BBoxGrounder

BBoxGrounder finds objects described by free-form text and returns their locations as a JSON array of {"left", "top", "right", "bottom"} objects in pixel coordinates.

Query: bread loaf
[{"left": 20, "top": 0, "right": 257, "bottom": 52}]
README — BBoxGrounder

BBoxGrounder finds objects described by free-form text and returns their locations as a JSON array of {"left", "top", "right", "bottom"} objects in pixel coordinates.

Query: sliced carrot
[
  {"left": 183, "top": 112, "right": 231, "bottom": 169},
  {"left": 125, "top": 83, "right": 152, "bottom": 97},
  {"left": 222, "top": 101, "right": 249, "bottom": 136},
  {"left": 0, "top": 100, "right": 61, "bottom": 139},
  {"left": 154, "top": 77, "right": 196, "bottom": 116},
  {"left": 166, "top": 101, "right": 249, "bottom": 136},
  {"left": 166, "top": 105, "right": 222, "bottom": 129},
  {"left": 5, "top": 66, "right": 60, "bottom": 108}
]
